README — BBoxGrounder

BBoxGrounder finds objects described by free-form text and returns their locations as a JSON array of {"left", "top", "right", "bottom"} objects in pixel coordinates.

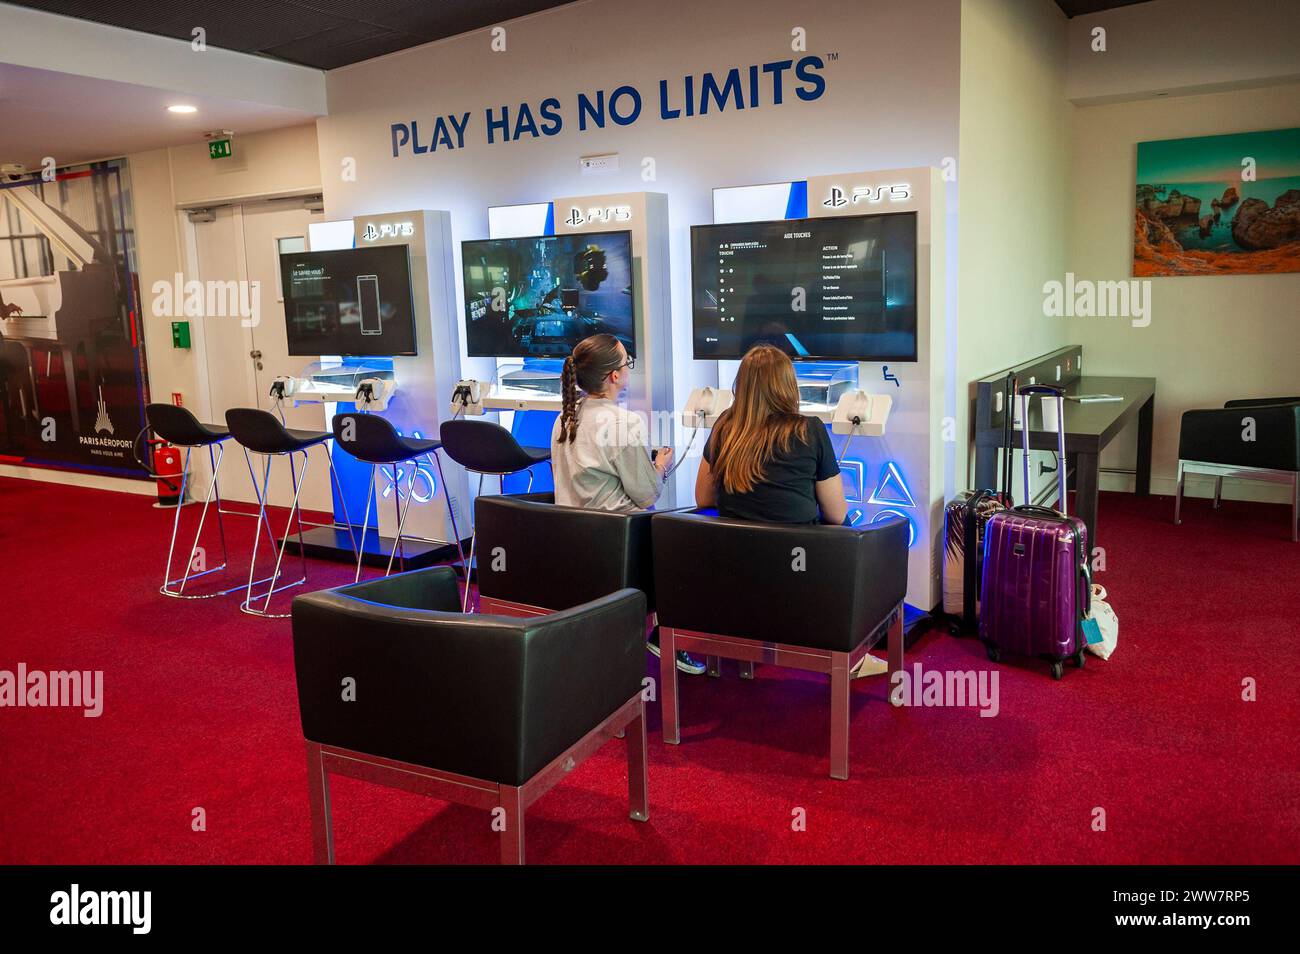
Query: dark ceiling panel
[
  {"left": 4, "top": 0, "right": 580, "bottom": 69},
  {"left": 1054, "top": 0, "right": 1153, "bottom": 16},
  {"left": 7, "top": 1, "right": 1160, "bottom": 67}
]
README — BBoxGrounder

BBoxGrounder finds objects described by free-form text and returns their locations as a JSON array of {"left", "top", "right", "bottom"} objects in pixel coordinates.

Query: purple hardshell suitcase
[{"left": 979, "top": 385, "right": 1091, "bottom": 680}]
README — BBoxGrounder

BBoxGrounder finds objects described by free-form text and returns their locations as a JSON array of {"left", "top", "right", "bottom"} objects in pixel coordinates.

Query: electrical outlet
[{"left": 580, "top": 153, "right": 619, "bottom": 175}]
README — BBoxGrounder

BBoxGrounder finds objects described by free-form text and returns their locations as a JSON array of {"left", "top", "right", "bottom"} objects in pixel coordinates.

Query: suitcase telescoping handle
[{"left": 1018, "top": 384, "right": 1068, "bottom": 516}]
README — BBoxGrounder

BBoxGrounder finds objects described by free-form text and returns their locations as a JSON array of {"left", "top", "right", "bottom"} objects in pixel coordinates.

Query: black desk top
[{"left": 977, "top": 375, "right": 1155, "bottom": 455}]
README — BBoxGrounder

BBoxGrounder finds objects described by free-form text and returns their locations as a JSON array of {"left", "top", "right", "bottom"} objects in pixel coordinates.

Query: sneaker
[
  {"left": 646, "top": 629, "right": 707, "bottom": 675},
  {"left": 673, "top": 651, "right": 707, "bottom": 675}
]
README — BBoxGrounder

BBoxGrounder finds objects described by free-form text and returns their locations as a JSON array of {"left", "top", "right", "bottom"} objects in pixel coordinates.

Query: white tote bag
[{"left": 1085, "top": 584, "right": 1118, "bottom": 660}]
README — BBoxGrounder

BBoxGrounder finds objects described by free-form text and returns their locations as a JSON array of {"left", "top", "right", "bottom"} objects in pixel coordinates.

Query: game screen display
[
  {"left": 690, "top": 211, "right": 917, "bottom": 361},
  {"left": 461, "top": 230, "right": 636, "bottom": 358},
  {"left": 280, "top": 245, "right": 417, "bottom": 356}
]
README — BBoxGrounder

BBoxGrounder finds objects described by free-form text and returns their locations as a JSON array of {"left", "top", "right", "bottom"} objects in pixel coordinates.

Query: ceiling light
[{"left": 167, "top": 105, "right": 197, "bottom": 114}]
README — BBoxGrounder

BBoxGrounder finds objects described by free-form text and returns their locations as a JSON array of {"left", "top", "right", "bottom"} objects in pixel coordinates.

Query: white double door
[{"left": 189, "top": 199, "right": 332, "bottom": 515}]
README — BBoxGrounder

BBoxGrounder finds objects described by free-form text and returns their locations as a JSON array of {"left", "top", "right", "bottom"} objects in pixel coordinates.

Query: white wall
[
  {"left": 1066, "top": 0, "right": 1300, "bottom": 105},
  {"left": 1067, "top": 82, "right": 1300, "bottom": 501},
  {"left": 956, "top": 0, "right": 1071, "bottom": 490},
  {"left": 317, "top": 0, "right": 963, "bottom": 465}
]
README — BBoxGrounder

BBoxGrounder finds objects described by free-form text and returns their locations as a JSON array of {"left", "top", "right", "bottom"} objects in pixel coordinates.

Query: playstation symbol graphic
[
  {"left": 823, "top": 187, "right": 848, "bottom": 208},
  {"left": 565, "top": 207, "right": 585, "bottom": 227}
]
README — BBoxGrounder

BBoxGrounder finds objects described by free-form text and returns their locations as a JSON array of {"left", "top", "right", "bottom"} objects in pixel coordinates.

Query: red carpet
[{"left": 1, "top": 475, "right": 1297, "bottom": 864}]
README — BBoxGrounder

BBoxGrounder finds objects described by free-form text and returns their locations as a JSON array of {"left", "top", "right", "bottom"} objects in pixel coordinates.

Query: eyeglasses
[{"left": 614, "top": 357, "right": 635, "bottom": 372}]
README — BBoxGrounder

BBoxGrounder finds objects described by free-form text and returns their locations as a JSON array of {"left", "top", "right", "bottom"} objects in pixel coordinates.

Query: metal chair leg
[
  {"left": 306, "top": 741, "right": 334, "bottom": 864},
  {"left": 888, "top": 602, "right": 905, "bottom": 701},
  {"left": 461, "top": 471, "right": 485, "bottom": 612},
  {"left": 1213, "top": 476, "right": 1224, "bottom": 509},
  {"left": 326, "top": 447, "right": 360, "bottom": 563},
  {"left": 829, "top": 651, "right": 851, "bottom": 780},
  {"left": 208, "top": 443, "right": 231, "bottom": 574},
  {"left": 627, "top": 698, "right": 649, "bottom": 822},
  {"left": 661, "top": 627, "right": 680, "bottom": 745},
  {"left": 1292, "top": 474, "right": 1298, "bottom": 543},
  {"left": 160, "top": 447, "right": 193, "bottom": 595},
  {"left": 355, "top": 465, "right": 377, "bottom": 583},
  {"left": 428, "top": 450, "right": 468, "bottom": 570},
  {"left": 499, "top": 785, "right": 525, "bottom": 865},
  {"left": 241, "top": 451, "right": 309, "bottom": 618},
  {"left": 384, "top": 461, "right": 419, "bottom": 577},
  {"left": 162, "top": 443, "right": 241, "bottom": 598},
  {"left": 1173, "top": 460, "right": 1185, "bottom": 525}
]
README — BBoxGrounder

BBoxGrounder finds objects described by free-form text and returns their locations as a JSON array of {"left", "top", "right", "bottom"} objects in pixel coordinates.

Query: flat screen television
[
  {"left": 461, "top": 230, "right": 636, "bottom": 358},
  {"left": 280, "top": 245, "right": 417, "bottom": 357},
  {"left": 690, "top": 211, "right": 917, "bottom": 361}
]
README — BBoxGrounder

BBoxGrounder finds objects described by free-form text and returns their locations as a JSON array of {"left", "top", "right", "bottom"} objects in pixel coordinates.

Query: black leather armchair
[
  {"left": 291, "top": 565, "right": 649, "bottom": 864},
  {"left": 1176, "top": 397, "right": 1299, "bottom": 541},
  {"left": 473, "top": 492, "right": 656, "bottom": 617},
  {"left": 652, "top": 512, "right": 909, "bottom": 780}
]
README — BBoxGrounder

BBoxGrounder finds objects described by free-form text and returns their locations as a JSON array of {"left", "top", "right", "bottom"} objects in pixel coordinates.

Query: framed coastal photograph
[{"left": 1133, "top": 127, "right": 1300, "bottom": 276}]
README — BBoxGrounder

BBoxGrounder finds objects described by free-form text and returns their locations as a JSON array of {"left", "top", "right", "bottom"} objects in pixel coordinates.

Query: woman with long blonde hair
[{"left": 696, "top": 344, "right": 847, "bottom": 525}]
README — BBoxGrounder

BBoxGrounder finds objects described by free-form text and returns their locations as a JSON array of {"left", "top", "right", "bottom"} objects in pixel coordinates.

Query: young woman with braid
[
  {"left": 550, "top": 333, "right": 672, "bottom": 510},
  {"left": 549, "top": 333, "right": 704, "bottom": 674}
]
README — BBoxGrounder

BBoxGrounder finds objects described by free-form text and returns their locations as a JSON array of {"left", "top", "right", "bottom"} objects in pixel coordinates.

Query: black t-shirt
[{"left": 703, "top": 416, "right": 840, "bottom": 524}]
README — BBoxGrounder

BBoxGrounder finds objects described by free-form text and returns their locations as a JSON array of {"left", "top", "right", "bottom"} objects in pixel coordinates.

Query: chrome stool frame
[
  {"left": 145, "top": 403, "right": 273, "bottom": 600},
  {"left": 460, "top": 467, "right": 537, "bottom": 612},
  {"left": 352, "top": 450, "right": 466, "bottom": 582},
  {"left": 238, "top": 443, "right": 359, "bottom": 619}
]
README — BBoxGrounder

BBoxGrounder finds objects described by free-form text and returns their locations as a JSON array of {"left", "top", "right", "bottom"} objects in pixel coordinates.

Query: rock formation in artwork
[
  {"left": 1231, "top": 189, "right": 1300, "bottom": 250},
  {"left": 1140, "top": 188, "right": 1203, "bottom": 221},
  {"left": 1206, "top": 184, "right": 1237, "bottom": 210}
]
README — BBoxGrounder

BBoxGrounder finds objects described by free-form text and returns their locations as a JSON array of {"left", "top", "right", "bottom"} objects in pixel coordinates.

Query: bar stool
[
  {"left": 145, "top": 402, "right": 247, "bottom": 599},
  {"left": 438, "top": 418, "right": 551, "bottom": 611},
  {"left": 331, "top": 411, "right": 466, "bottom": 581},
  {"left": 224, "top": 408, "right": 358, "bottom": 618}
]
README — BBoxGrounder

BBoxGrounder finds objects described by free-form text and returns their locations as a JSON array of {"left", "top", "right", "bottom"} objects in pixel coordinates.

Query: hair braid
[{"left": 558, "top": 354, "right": 580, "bottom": 444}]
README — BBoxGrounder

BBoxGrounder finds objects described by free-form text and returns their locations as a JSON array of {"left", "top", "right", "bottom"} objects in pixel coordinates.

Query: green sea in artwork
[{"left": 1137, "top": 176, "right": 1300, "bottom": 251}]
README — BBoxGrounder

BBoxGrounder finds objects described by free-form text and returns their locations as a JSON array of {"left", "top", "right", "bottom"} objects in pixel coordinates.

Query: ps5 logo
[
  {"left": 361, "top": 221, "right": 415, "bottom": 242},
  {"left": 823, "top": 183, "right": 912, "bottom": 208},
  {"left": 565, "top": 205, "right": 632, "bottom": 227}
]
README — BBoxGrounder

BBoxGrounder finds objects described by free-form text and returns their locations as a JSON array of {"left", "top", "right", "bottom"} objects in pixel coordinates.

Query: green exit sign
[{"left": 208, "top": 138, "right": 233, "bottom": 160}]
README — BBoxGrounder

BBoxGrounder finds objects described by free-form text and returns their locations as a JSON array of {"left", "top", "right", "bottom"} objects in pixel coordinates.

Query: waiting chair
[
  {"left": 224, "top": 408, "right": 358, "bottom": 617},
  {"left": 438, "top": 418, "right": 551, "bottom": 610},
  {"left": 1175, "top": 396, "right": 1299, "bottom": 541},
  {"left": 652, "top": 512, "right": 909, "bottom": 780},
  {"left": 473, "top": 492, "right": 654, "bottom": 616},
  {"left": 331, "top": 412, "right": 465, "bottom": 581},
  {"left": 290, "top": 566, "right": 649, "bottom": 864}
]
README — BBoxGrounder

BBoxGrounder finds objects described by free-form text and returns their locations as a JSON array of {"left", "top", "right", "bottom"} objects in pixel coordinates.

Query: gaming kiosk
[
  {"left": 687, "top": 167, "right": 945, "bottom": 612},
  {"left": 454, "top": 190, "right": 676, "bottom": 506},
  {"left": 275, "top": 210, "right": 469, "bottom": 566}
]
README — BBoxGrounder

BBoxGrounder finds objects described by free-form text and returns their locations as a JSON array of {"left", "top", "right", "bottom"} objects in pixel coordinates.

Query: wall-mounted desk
[{"left": 973, "top": 345, "right": 1155, "bottom": 551}]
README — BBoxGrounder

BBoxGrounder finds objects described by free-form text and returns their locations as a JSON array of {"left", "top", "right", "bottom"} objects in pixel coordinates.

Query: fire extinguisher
[{"left": 132, "top": 426, "right": 184, "bottom": 507}]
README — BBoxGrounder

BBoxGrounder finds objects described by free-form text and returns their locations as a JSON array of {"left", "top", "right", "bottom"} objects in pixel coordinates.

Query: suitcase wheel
[
  {"left": 1051, "top": 661, "right": 1064, "bottom": 681},
  {"left": 985, "top": 644, "right": 1001, "bottom": 663},
  {"left": 1073, "top": 649, "right": 1086, "bottom": 669},
  {"left": 947, "top": 619, "right": 963, "bottom": 637}
]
